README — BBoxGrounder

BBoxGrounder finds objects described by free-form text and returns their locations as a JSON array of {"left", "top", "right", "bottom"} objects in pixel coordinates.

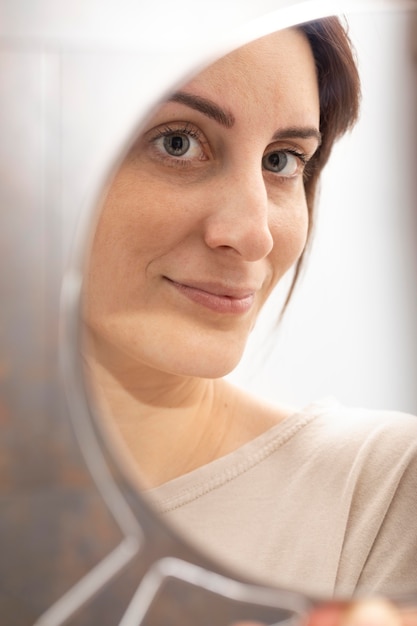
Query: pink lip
[{"left": 166, "top": 278, "right": 256, "bottom": 314}]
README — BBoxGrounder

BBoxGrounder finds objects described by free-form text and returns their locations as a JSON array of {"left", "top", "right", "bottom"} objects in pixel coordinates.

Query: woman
[{"left": 83, "top": 18, "right": 417, "bottom": 599}]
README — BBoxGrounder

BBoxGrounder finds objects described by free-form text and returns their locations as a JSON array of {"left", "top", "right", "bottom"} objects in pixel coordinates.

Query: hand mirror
[{"left": 1, "top": 1, "right": 416, "bottom": 624}]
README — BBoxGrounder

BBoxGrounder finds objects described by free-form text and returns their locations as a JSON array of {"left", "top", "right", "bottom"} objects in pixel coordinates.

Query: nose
[{"left": 203, "top": 169, "right": 274, "bottom": 262}]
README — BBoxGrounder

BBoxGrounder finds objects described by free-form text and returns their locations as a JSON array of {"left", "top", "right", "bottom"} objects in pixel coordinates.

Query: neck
[{"left": 82, "top": 333, "right": 235, "bottom": 488}]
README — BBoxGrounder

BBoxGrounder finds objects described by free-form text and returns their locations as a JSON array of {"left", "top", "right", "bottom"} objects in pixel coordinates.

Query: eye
[
  {"left": 152, "top": 126, "right": 206, "bottom": 162},
  {"left": 163, "top": 133, "right": 190, "bottom": 156},
  {"left": 262, "top": 150, "right": 304, "bottom": 177}
]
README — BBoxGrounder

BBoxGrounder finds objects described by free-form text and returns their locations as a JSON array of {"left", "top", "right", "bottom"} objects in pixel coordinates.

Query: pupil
[
  {"left": 164, "top": 134, "right": 189, "bottom": 155},
  {"left": 268, "top": 152, "right": 286, "bottom": 171}
]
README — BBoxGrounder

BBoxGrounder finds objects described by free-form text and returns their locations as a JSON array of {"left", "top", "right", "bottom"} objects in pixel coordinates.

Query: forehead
[{"left": 182, "top": 28, "right": 320, "bottom": 129}]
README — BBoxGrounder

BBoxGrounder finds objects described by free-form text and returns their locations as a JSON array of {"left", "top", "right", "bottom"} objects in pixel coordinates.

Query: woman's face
[{"left": 84, "top": 28, "right": 320, "bottom": 379}]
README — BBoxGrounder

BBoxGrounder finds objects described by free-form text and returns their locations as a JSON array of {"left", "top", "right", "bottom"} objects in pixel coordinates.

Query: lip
[{"left": 165, "top": 278, "right": 257, "bottom": 314}]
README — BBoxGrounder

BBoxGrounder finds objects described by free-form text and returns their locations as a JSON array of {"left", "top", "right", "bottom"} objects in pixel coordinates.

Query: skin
[
  {"left": 83, "top": 27, "right": 321, "bottom": 488},
  {"left": 229, "top": 598, "right": 411, "bottom": 626}
]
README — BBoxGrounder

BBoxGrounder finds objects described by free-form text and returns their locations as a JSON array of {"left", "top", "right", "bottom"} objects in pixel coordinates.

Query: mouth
[{"left": 165, "top": 278, "right": 257, "bottom": 315}]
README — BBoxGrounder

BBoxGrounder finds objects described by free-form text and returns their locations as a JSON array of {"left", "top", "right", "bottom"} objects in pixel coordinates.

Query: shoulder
[
  {"left": 309, "top": 397, "right": 417, "bottom": 437},
  {"left": 299, "top": 398, "right": 417, "bottom": 471},
  {"left": 302, "top": 396, "right": 417, "bottom": 433}
]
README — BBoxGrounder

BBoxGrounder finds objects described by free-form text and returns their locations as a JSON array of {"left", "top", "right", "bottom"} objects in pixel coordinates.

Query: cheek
[
  {"left": 85, "top": 168, "right": 206, "bottom": 310},
  {"left": 91, "top": 176, "right": 181, "bottom": 266},
  {"left": 107, "top": 167, "right": 206, "bottom": 249},
  {"left": 269, "top": 196, "right": 309, "bottom": 273}
]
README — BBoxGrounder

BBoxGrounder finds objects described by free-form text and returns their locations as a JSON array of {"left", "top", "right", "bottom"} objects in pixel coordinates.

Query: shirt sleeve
[{"left": 335, "top": 410, "right": 417, "bottom": 598}]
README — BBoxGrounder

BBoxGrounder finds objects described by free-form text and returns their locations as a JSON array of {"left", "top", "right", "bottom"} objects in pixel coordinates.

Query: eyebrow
[
  {"left": 167, "top": 90, "right": 321, "bottom": 147},
  {"left": 167, "top": 91, "right": 235, "bottom": 128},
  {"left": 273, "top": 127, "right": 322, "bottom": 146}
]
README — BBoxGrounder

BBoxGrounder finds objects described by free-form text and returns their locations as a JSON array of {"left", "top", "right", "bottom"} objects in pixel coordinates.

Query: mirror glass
[{"left": 80, "top": 7, "right": 417, "bottom": 602}]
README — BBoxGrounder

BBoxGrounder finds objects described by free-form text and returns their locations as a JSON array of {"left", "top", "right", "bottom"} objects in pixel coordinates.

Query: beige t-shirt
[{"left": 146, "top": 398, "right": 417, "bottom": 599}]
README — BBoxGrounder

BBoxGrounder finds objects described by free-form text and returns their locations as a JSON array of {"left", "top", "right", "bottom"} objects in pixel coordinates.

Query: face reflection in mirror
[
  {"left": 84, "top": 27, "right": 322, "bottom": 380},
  {"left": 82, "top": 17, "right": 417, "bottom": 601}
]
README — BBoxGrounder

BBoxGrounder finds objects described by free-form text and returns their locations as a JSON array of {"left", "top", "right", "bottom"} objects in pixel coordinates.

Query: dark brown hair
[{"left": 283, "top": 17, "right": 361, "bottom": 312}]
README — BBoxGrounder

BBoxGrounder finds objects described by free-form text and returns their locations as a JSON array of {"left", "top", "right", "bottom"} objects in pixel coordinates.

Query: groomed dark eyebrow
[
  {"left": 273, "top": 127, "right": 322, "bottom": 147},
  {"left": 167, "top": 91, "right": 235, "bottom": 128},
  {"left": 167, "top": 91, "right": 321, "bottom": 147}
]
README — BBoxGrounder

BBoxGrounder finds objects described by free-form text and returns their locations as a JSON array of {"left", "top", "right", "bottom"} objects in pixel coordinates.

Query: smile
[{"left": 165, "top": 278, "right": 256, "bottom": 314}]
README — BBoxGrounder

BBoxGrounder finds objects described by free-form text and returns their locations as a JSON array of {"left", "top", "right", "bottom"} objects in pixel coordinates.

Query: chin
[
  {"left": 165, "top": 343, "right": 246, "bottom": 380},
  {"left": 135, "top": 332, "right": 243, "bottom": 380},
  {"left": 85, "top": 311, "right": 250, "bottom": 380},
  {"left": 181, "top": 360, "right": 240, "bottom": 380}
]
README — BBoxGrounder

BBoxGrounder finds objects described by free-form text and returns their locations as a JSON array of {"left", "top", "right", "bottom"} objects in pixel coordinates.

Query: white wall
[{"left": 228, "top": 10, "right": 417, "bottom": 415}]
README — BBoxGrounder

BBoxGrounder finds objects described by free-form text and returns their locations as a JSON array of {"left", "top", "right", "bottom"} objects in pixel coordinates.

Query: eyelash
[
  {"left": 288, "top": 149, "right": 307, "bottom": 166},
  {"left": 155, "top": 123, "right": 201, "bottom": 141},
  {"left": 275, "top": 148, "right": 311, "bottom": 180},
  {"left": 149, "top": 124, "right": 208, "bottom": 167},
  {"left": 148, "top": 123, "right": 312, "bottom": 179}
]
